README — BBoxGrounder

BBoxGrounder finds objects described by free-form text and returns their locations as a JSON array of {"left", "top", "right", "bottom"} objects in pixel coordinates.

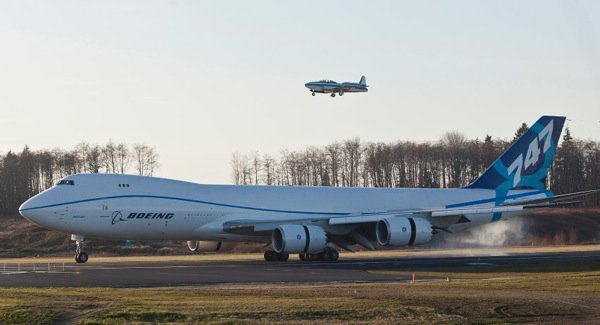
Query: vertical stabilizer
[
  {"left": 359, "top": 76, "right": 367, "bottom": 86},
  {"left": 467, "top": 116, "right": 566, "bottom": 191}
]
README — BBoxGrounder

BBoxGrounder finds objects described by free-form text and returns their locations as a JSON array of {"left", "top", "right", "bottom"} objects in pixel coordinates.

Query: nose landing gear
[{"left": 71, "top": 234, "right": 89, "bottom": 263}]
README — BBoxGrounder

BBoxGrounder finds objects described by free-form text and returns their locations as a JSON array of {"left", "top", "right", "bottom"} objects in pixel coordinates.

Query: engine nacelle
[
  {"left": 376, "top": 217, "right": 433, "bottom": 246},
  {"left": 272, "top": 224, "right": 327, "bottom": 254},
  {"left": 186, "top": 240, "right": 235, "bottom": 253}
]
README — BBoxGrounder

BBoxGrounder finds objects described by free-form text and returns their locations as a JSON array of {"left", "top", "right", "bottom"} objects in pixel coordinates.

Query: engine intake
[
  {"left": 272, "top": 224, "right": 327, "bottom": 253},
  {"left": 376, "top": 217, "right": 432, "bottom": 246}
]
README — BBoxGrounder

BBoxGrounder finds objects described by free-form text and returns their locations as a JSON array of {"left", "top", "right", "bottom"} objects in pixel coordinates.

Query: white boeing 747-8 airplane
[
  {"left": 19, "top": 116, "right": 597, "bottom": 263},
  {"left": 305, "top": 76, "right": 368, "bottom": 97}
]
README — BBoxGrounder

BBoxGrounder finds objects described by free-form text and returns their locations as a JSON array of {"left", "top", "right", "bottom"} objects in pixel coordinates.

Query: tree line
[
  {"left": 232, "top": 126, "right": 600, "bottom": 206},
  {"left": 0, "top": 142, "right": 158, "bottom": 216}
]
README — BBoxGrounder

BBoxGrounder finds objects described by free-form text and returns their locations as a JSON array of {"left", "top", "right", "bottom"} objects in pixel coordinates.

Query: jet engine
[
  {"left": 186, "top": 240, "right": 235, "bottom": 253},
  {"left": 272, "top": 224, "right": 327, "bottom": 254},
  {"left": 375, "top": 216, "right": 433, "bottom": 246}
]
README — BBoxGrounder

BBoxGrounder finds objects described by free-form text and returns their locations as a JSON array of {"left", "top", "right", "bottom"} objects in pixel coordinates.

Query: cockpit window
[{"left": 56, "top": 180, "right": 75, "bottom": 186}]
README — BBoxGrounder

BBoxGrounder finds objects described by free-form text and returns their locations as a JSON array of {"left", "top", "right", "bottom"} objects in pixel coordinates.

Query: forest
[
  {"left": 231, "top": 126, "right": 600, "bottom": 205},
  {"left": 0, "top": 142, "right": 158, "bottom": 216}
]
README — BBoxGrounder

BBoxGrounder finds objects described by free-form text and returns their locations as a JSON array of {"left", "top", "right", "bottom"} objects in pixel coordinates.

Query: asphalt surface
[{"left": 0, "top": 251, "right": 598, "bottom": 288}]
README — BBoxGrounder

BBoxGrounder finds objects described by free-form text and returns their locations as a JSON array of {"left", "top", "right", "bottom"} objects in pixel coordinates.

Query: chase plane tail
[{"left": 359, "top": 76, "right": 367, "bottom": 86}]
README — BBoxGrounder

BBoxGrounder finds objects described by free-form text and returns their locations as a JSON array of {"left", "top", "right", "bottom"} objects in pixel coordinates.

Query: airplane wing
[
  {"left": 331, "top": 190, "right": 600, "bottom": 224},
  {"left": 219, "top": 190, "right": 599, "bottom": 236},
  {"left": 219, "top": 204, "right": 546, "bottom": 234},
  {"left": 213, "top": 190, "right": 597, "bottom": 253},
  {"left": 326, "top": 203, "right": 566, "bottom": 225}
]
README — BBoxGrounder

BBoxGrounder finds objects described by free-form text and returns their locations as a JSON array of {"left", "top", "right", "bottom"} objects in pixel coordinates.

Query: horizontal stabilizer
[
  {"left": 501, "top": 189, "right": 600, "bottom": 206},
  {"left": 522, "top": 201, "right": 584, "bottom": 209}
]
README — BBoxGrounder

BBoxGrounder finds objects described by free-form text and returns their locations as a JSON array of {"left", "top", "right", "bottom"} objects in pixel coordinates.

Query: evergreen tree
[
  {"left": 551, "top": 128, "right": 585, "bottom": 194},
  {"left": 512, "top": 123, "right": 529, "bottom": 143}
]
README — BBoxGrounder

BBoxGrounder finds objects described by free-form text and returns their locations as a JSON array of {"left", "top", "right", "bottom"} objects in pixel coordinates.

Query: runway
[{"left": 0, "top": 250, "right": 598, "bottom": 288}]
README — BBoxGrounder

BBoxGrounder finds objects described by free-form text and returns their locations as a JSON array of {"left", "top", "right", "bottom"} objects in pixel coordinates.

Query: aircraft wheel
[
  {"left": 311, "top": 92, "right": 315, "bottom": 96},
  {"left": 330, "top": 93, "right": 335, "bottom": 98},
  {"left": 76, "top": 252, "right": 88, "bottom": 263},
  {"left": 264, "top": 250, "right": 276, "bottom": 261},
  {"left": 327, "top": 249, "right": 339, "bottom": 261},
  {"left": 278, "top": 252, "right": 289, "bottom": 262}
]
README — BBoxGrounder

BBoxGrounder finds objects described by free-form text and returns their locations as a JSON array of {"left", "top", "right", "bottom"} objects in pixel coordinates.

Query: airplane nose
[
  {"left": 19, "top": 197, "right": 39, "bottom": 220},
  {"left": 19, "top": 200, "right": 31, "bottom": 218},
  {"left": 19, "top": 193, "right": 59, "bottom": 229}
]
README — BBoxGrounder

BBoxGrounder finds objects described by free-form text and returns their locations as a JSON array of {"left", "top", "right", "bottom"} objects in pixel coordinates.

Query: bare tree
[
  {"left": 262, "top": 153, "right": 276, "bottom": 185},
  {"left": 439, "top": 131, "right": 469, "bottom": 187},
  {"left": 74, "top": 142, "right": 90, "bottom": 173},
  {"left": 231, "top": 152, "right": 249, "bottom": 185},
  {"left": 326, "top": 143, "right": 341, "bottom": 187},
  {"left": 87, "top": 145, "right": 102, "bottom": 173},
  {"left": 133, "top": 144, "right": 159, "bottom": 176},
  {"left": 250, "top": 151, "right": 261, "bottom": 185},
  {"left": 145, "top": 146, "right": 159, "bottom": 176},
  {"left": 115, "top": 143, "right": 130, "bottom": 174},
  {"left": 100, "top": 141, "right": 117, "bottom": 173}
]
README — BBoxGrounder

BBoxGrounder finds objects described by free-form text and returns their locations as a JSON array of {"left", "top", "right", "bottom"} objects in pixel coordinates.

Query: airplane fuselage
[{"left": 20, "top": 174, "right": 546, "bottom": 242}]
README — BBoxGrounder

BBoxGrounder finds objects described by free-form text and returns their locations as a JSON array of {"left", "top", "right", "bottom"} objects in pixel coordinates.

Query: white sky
[{"left": 1, "top": 1, "right": 599, "bottom": 184}]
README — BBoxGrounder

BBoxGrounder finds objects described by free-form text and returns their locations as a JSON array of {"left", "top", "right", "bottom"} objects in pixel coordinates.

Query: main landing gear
[
  {"left": 299, "top": 247, "right": 339, "bottom": 262},
  {"left": 330, "top": 93, "right": 336, "bottom": 98},
  {"left": 263, "top": 247, "right": 339, "bottom": 262},
  {"left": 311, "top": 92, "right": 315, "bottom": 96},
  {"left": 71, "top": 234, "right": 89, "bottom": 263},
  {"left": 264, "top": 250, "right": 289, "bottom": 262}
]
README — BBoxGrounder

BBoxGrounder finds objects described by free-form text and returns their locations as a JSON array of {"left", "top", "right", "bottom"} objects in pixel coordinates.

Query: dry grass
[{"left": 0, "top": 263, "right": 599, "bottom": 324}]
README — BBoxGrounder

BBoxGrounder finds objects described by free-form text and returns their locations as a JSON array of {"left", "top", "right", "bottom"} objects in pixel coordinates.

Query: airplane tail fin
[
  {"left": 466, "top": 116, "right": 566, "bottom": 191},
  {"left": 359, "top": 76, "right": 367, "bottom": 86}
]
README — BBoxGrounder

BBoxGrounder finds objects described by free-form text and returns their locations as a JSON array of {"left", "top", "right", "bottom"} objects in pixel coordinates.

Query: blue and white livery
[
  {"left": 305, "top": 76, "right": 368, "bottom": 97},
  {"left": 19, "top": 116, "right": 596, "bottom": 263}
]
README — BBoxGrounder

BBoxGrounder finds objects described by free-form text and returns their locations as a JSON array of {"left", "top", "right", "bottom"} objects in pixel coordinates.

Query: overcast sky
[{"left": 1, "top": 1, "right": 599, "bottom": 184}]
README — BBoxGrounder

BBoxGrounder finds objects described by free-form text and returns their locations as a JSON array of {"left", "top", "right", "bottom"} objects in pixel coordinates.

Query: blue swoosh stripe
[{"left": 20, "top": 195, "right": 351, "bottom": 216}]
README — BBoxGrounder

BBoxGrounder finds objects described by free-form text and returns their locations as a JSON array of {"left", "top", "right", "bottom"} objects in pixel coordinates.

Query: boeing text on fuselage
[
  {"left": 19, "top": 116, "right": 599, "bottom": 264},
  {"left": 304, "top": 76, "right": 368, "bottom": 97}
]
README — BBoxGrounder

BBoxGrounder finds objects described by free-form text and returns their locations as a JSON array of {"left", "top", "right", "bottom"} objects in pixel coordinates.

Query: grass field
[{"left": 0, "top": 257, "right": 599, "bottom": 324}]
